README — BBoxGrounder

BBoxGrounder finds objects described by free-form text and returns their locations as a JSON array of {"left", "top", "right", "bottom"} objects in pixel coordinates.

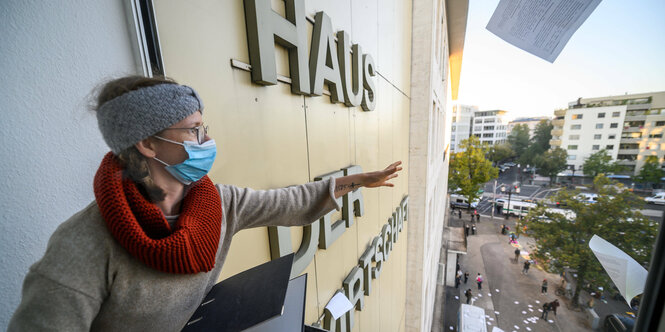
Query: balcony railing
[
  {"left": 554, "top": 109, "right": 567, "bottom": 117},
  {"left": 549, "top": 139, "right": 562, "bottom": 146},
  {"left": 551, "top": 129, "right": 563, "bottom": 136},
  {"left": 552, "top": 119, "right": 565, "bottom": 126}
]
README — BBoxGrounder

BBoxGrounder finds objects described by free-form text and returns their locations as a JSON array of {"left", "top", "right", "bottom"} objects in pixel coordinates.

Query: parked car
[
  {"left": 575, "top": 193, "right": 599, "bottom": 204},
  {"left": 603, "top": 314, "right": 634, "bottom": 332},
  {"left": 450, "top": 194, "right": 479, "bottom": 209},
  {"left": 645, "top": 192, "right": 665, "bottom": 205}
]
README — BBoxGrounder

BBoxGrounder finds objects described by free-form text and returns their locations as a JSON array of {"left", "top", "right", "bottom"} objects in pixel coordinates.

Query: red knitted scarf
[{"left": 93, "top": 152, "right": 222, "bottom": 274}]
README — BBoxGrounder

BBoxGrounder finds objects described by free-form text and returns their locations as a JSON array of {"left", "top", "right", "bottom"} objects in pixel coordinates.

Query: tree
[
  {"left": 487, "top": 143, "right": 514, "bottom": 165},
  {"left": 449, "top": 136, "right": 499, "bottom": 208},
  {"left": 583, "top": 150, "right": 623, "bottom": 179},
  {"left": 534, "top": 147, "right": 568, "bottom": 185},
  {"left": 508, "top": 124, "right": 530, "bottom": 160},
  {"left": 526, "top": 175, "right": 657, "bottom": 306},
  {"left": 521, "top": 120, "right": 553, "bottom": 165},
  {"left": 634, "top": 155, "right": 665, "bottom": 189}
]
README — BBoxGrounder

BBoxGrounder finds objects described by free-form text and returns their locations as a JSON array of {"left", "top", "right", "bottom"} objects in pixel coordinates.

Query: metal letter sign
[
  {"left": 243, "top": 0, "right": 310, "bottom": 94},
  {"left": 243, "top": 0, "right": 376, "bottom": 110}
]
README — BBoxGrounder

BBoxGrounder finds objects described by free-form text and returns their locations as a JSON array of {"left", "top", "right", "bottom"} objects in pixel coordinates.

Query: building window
[
  {"left": 484, "top": 126, "right": 495, "bottom": 130},
  {"left": 608, "top": 134, "right": 616, "bottom": 139},
  {"left": 483, "top": 133, "right": 494, "bottom": 138},
  {"left": 592, "top": 145, "right": 600, "bottom": 150},
  {"left": 620, "top": 143, "right": 639, "bottom": 149},
  {"left": 606, "top": 145, "right": 614, "bottom": 150},
  {"left": 617, "top": 154, "right": 637, "bottom": 161},
  {"left": 569, "top": 135, "right": 580, "bottom": 140},
  {"left": 598, "top": 112, "right": 605, "bottom": 118},
  {"left": 474, "top": 134, "right": 481, "bottom": 138},
  {"left": 656, "top": 121, "right": 665, "bottom": 126},
  {"left": 571, "top": 124, "right": 582, "bottom": 130},
  {"left": 572, "top": 114, "right": 583, "bottom": 119},
  {"left": 594, "top": 134, "right": 602, "bottom": 139},
  {"left": 621, "top": 132, "right": 643, "bottom": 138},
  {"left": 568, "top": 145, "right": 578, "bottom": 150},
  {"left": 595, "top": 123, "right": 604, "bottom": 129},
  {"left": 568, "top": 155, "right": 576, "bottom": 160},
  {"left": 612, "top": 111, "right": 621, "bottom": 117},
  {"left": 649, "top": 133, "right": 663, "bottom": 138},
  {"left": 610, "top": 123, "right": 618, "bottom": 128}
]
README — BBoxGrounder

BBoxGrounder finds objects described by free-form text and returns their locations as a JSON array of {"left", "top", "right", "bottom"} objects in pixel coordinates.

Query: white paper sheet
[
  {"left": 324, "top": 292, "right": 354, "bottom": 320},
  {"left": 589, "top": 235, "right": 648, "bottom": 306},
  {"left": 486, "top": 0, "right": 602, "bottom": 62}
]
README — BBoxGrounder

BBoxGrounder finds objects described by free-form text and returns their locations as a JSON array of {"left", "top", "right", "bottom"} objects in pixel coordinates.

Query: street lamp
[{"left": 501, "top": 185, "right": 520, "bottom": 219}]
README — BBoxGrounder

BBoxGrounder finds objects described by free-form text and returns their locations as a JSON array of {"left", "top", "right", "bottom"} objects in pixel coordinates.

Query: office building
[
  {"left": 451, "top": 104, "right": 477, "bottom": 152},
  {"left": 471, "top": 109, "right": 509, "bottom": 145},
  {"left": 507, "top": 116, "right": 550, "bottom": 138}
]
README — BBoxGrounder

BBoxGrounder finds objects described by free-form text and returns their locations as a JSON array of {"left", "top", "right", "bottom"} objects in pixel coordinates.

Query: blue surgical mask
[{"left": 153, "top": 137, "right": 217, "bottom": 185}]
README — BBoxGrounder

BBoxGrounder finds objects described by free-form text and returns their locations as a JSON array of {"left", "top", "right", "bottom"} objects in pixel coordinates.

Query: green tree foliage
[
  {"left": 526, "top": 175, "right": 657, "bottom": 306},
  {"left": 508, "top": 124, "right": 530, "bottom": 160},
  {"left": 634, "top": 155, "right": 664, "bottom": 189},
  {"left": 521, "top": 120, "right": 553, "bottom": 165},
  {"left": 449, "top": 136, "right": 499, "bottom": 208},
  {"left": 534, "top": 147, "right": 568, "bottom": 185},
  {"left": 583, "top": 150, "right": 623, "bottom": 179},
  {"left": 487, "top": 143, "right": 515, "bottom": 165}
]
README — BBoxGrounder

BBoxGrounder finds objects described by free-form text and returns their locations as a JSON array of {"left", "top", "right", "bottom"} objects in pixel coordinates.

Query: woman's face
[{"left": 152, "top": 111, "right": 209, "bottom": 165}]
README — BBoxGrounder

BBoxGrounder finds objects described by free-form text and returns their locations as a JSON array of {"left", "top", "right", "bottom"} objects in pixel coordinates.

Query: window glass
[
  {"left": 568, "top": 145, "right": 578, "bottom": 150},
  {"left": 571, "top": 124, "right": 582, "bottom": 130},
  {"left": 592, "top": 145, "right": 600, "bottom": 150},
  {"left": 612, "top": 111, "right": 621, "bottom": 117},
  {"left": 569, "top": 135, "right": 580, "bottom": 140},
  {"left": 606, "top": 145, "right": 614, "bottom": 150},
  {"left": 572, "top": 114, "right": 583, "bottom": 119},
  {"left": 594, "top": 134, "right": 602, "bottom": 139},
  {"left": 610, "top": 123, "right": 618, "bottom": 128},
  {"left": 596, "top": 123, "right": 604, "bottom": 129},
  {"left": 598, "top": 112, "right": 605, "bottom": 118}
]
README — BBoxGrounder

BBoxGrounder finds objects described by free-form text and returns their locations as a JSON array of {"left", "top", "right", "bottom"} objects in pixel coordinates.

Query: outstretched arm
[{"left": 333, "top": 161, "right": 403, "bottom": 198}]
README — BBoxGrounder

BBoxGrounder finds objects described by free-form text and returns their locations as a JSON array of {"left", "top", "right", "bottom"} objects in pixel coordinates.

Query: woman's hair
[{"left": 93, "top": 75, "right": 178, "bottom": 202}]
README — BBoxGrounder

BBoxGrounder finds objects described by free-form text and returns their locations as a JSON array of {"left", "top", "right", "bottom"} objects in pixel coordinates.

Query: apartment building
[
  {"left": 507, "top": 116, "right": 550, "bottom": 138},
  {"left": 450, "top": 104, "right": 477, "bottom": 152},
  {"left": 551, "top": 91, "right": 665, "bottom": 176},
  {"left": 472, "top": 109, "right": 509, "bottom": 145}
]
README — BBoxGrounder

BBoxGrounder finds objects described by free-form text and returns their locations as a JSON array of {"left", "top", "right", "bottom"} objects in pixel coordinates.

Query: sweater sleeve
[
  {"left": 8, "top": 271, "right": 102, "bottom": 332},
  {"left": 218, "top": 177, "right": 342, "bottom": 235}
]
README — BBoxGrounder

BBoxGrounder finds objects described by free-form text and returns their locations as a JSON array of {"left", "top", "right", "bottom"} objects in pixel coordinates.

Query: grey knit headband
[{"left": 97, "top": 83, "right": 204, "bottom": 154}]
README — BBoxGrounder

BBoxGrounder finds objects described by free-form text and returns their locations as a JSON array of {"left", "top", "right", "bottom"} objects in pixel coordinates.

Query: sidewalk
[{"left": 444, "top": 210, "right": 591, "bottom": 331}]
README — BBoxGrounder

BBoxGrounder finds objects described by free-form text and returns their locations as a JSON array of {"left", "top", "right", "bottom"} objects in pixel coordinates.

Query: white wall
[{"left": 0, "top": 0, "right": 137, "bottom": 327}]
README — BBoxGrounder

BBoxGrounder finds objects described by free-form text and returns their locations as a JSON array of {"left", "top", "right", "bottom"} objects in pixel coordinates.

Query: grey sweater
[{"left": 9, "top": 179, "right": 340, "bottom": 331}]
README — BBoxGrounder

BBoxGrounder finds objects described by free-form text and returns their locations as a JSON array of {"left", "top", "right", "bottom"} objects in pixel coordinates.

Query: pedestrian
[
  {"left": 471, "top": 224, "right": 477, "bottom": 235},
  {"left": 476, "top": 273, "right": 483, "bottom": 290},
  {"left": 464, "top": 289, "right": 472, "bottom": 304},
  {"left": 522, "top": 260, "right": 531, "bottom": 274},
  {"left": 541, "top": 279, "right": 548, "bottom": 293},
  {"left": 455, "top": 271, "right": 462, "bottom": 288},
  {"left": 541, "top": 302, "right": 551, "bottom": 320},
  {"left": 6, "top": 76, "right": 403, "bottom": 330},
  {"left": 465, "top": 224, "right": 470, "bottom": 236},
  {"left": 464, "top": 272, "right": 469, "bottom": 284},
  {"left": 501, "top": 224, "right": 506, "bottom": 234},
  {"left": 550, "top": 299, "right": 560, "bottom": 316},
  {"left": 458, "top": 209, "right": 462, "bottom": 219},
  {"left": 514, "top": 248, "right": 520, "bottom": 261},
  {"left": 476, "top": 213, "right": 480, "bottom": 222}
]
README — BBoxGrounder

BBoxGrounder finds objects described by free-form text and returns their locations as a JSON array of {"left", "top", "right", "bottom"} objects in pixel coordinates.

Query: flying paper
[{"left": 589, "top": 235, "right": 648, "bottom": 306}]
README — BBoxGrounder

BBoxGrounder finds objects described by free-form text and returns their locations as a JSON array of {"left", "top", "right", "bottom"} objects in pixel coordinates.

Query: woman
[{"left": 8, "top": 76, "right": 401, "bottom": 331}]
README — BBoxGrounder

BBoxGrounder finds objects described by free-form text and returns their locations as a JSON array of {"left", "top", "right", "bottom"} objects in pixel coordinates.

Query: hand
[{"left": 364, "top": 161, "right": 402, "bottom": 188}]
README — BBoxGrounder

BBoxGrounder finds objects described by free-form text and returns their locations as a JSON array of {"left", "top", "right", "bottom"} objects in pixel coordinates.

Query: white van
[
  {"left": 503, "top": 200, "right": 537, "bottom": 217},
  {"left": 450, "top": 194, "right": 480, "bottom": 209},
  {"left": 458, "top": 304, "right": 487, "bottom": 332},
  {"left": 645, "top": 192, "right": 665, "bottom": 205}
]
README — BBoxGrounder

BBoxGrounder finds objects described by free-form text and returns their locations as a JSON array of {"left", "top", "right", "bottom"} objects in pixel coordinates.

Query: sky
[{"left": 457, "top": 0, "right": 665, "bottom": 121}]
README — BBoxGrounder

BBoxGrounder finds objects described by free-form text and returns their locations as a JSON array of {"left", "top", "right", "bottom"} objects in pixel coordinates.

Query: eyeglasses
[{"left": 162, "top": 124, "right": 209, "bottom": 144}]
